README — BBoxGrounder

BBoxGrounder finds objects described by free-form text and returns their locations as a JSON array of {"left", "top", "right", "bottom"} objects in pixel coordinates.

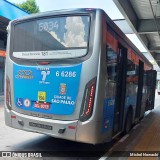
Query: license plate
[
  {"left": 34, "top": 102, "right": 50, "bottom": 110},
  {"left": 29, "top": 122, "right": 52, "bottom": 130}
]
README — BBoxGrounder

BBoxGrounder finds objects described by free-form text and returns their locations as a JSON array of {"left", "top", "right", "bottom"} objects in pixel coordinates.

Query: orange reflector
[
  {"left": 11, "top": 116, "right": 16, "bottom": 119},
  {"left": 68, "top": 126, "right": 76, "bottom": 129},
  {"left": 38, "top": 62, "right": 50, "bottom": 65}
]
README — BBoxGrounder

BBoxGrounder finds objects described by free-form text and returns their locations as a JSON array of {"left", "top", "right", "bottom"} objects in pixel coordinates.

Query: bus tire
[{"left": 124, "top": 109, "right": 132, "bottom": 134}]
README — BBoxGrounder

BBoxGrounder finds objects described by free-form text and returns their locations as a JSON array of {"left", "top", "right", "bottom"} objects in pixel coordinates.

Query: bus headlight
[{"left": 79, "top": 78, "right": 96, "bottom": 122}]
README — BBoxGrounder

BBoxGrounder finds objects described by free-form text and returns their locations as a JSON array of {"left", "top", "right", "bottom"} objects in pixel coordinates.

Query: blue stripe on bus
[
  {"left": 13, "top": 63, "right": 82, "bottom": 115},
  {"left": 101, "top": 98, "right": 115, "bottom": 133}
]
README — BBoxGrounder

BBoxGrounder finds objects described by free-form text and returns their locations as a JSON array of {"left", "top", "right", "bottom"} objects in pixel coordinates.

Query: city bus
[{"left": 5, "top": 8, "right": 156, "bottom": 144}]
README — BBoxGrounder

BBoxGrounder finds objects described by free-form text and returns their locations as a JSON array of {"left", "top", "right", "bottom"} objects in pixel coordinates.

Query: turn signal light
[
  {"left": 80, "top": 78, "right": 96, "bottom": 122},
  {"left": 6, "top": 76, "right": 12, "bottom": 110}
]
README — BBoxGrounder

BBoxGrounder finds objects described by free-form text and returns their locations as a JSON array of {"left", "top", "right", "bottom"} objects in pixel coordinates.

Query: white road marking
[
  {"left": 99, "top": 156, "right": 108, "bottom": 160},
  {"left": 118, "top": 134, "right": 129, "bottom": 143},
  {"left": 99, "top": 134, "right": 130, "bottom": 160},
  {"left": 133, "top": 124, "right": 140, "bottom": 130}
]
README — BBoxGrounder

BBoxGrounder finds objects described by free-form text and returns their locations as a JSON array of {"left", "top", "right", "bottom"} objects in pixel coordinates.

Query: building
[{"left": 0, "top": 0, "right": 28, "bottom": 94}]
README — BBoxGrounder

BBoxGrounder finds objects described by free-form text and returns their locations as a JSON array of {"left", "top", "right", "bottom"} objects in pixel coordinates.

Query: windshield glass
[{"left": 13, "top": 15, "right": 90, "bottom": 59}]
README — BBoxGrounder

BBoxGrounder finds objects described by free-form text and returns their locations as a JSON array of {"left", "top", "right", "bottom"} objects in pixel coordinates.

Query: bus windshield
[{"left": 12, "top": 15, "right": 90, "bottom": 59}]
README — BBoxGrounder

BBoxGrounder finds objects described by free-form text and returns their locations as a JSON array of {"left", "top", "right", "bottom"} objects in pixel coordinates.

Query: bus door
[
  {"left": 135, "top": 60, "right": 144, "bottom": 120},
  {"left": 113, "top": 44, "right": 127, "bottom": 135},
  {"left": 145, "top": 70, "right": 157, "bottom": 110}
]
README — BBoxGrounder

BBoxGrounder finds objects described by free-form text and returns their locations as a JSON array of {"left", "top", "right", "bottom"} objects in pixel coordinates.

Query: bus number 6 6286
[{"left": 56, "top": 71, "right": 76, "bottom": 78}]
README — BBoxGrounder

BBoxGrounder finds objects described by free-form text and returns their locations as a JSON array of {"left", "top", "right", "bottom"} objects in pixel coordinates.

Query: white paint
[
  {"left": 13, "top": 49, "right": 86, "bottom": 59},
  {"left": 118, "top": 134, "right": 129, "bottom": 143}
]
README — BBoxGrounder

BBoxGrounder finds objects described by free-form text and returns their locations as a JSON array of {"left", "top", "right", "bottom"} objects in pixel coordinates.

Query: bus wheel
[{"left": 125, "top": 110, "right": 132, "bottom": 134}]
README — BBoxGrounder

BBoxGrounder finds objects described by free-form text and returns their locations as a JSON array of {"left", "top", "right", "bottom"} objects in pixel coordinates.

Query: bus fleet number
[{"left": 56, "top": 71, "right": 76, "bottom": 78}]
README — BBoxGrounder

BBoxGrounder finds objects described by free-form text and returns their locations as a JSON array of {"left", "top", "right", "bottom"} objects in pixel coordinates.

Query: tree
[{"left": 15, "top": 0, "right": 40, "bottom": 14}]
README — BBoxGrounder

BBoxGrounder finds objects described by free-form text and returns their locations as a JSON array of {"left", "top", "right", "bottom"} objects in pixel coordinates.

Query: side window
[
  {"left": 106, "top": 47, "right": 117, "bottom": 98},
  {"left": 106, "top": 47, "right": 117, "bottom": 81},
  {"left": 157, "top": 80, "right": 160, "bottom": 94},
  {"left": 126, "top": 59, "right": 139, "bottom": 105},
  {"left": 145, "top": 70, "right": 157, "bottom": 110},
  {"left": 126, "top": 60, "right": 138, "bottom": 84},
  {"left": 142, "top": 71, "right": 149, "bottom": 106},
  {"left": 145, "top": 71, "right": 153, "bottom": 106}
]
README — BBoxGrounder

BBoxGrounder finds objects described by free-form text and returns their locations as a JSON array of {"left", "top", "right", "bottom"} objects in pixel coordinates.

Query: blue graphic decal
[
  {"left": 101, "top": 98, "right": 115, "bottom": 133},
  {"left": 13, "top": 64, "right": 82, "bottom": 115}
]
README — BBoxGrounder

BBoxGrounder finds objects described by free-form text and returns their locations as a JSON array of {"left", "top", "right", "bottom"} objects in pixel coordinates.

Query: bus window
[
  {"left": 157, "top": 80, "right": 160, "bottom": 95},
  {"left": 102, "top": 47, "right": 117, "bottom": 133},
  {"left": 12, "top": 16, "right": 90, "bottom": 59},
  {"left": 106, "top": 47, "right": 117, "bottom": 102},
  {"left": 141, "top": 71, "right": 150, "bottom": 109},
  {"left": 145, "top": 70, "right": 157, "bottom": 110},
  {"left": 106, "top": 48, "right": 117, "bottom": 82},
  {"left": 126, "top": 59, "right": 138, "bottom": 106}
]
